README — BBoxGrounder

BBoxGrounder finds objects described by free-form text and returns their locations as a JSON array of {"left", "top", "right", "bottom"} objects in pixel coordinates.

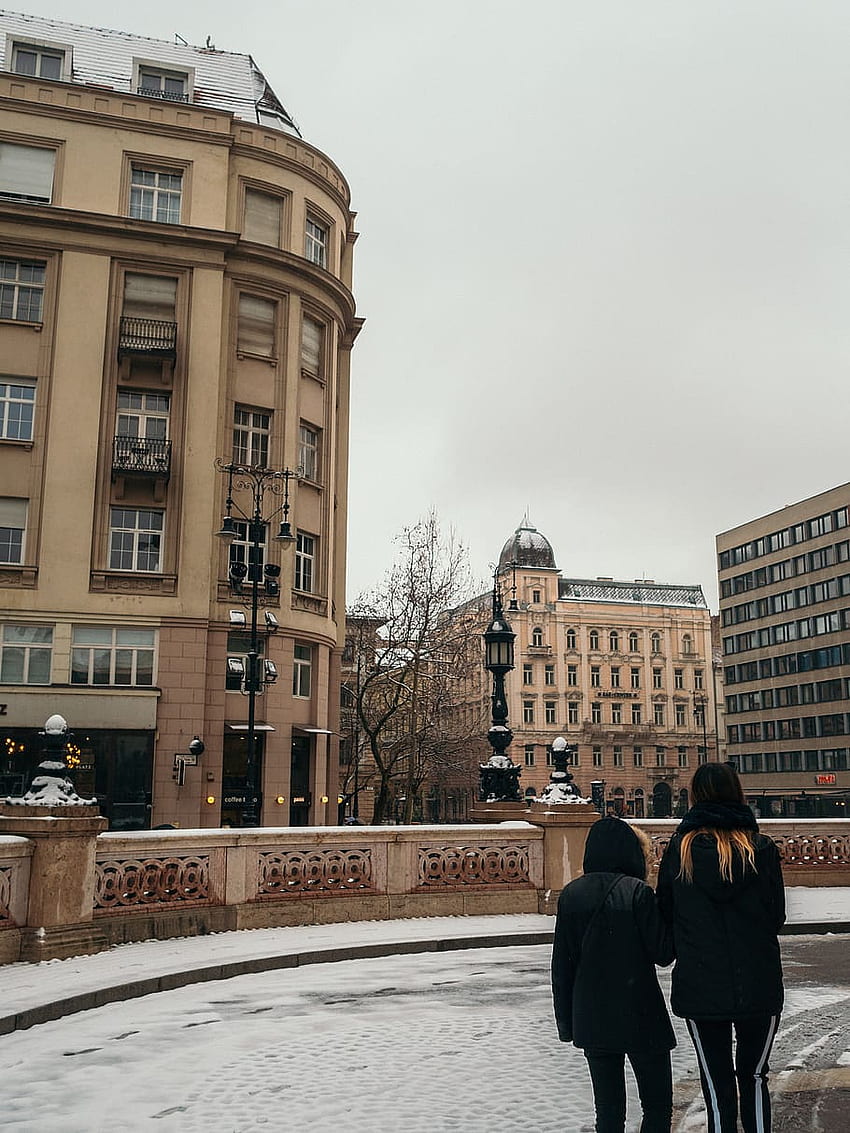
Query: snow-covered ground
[{"left": 0, "top": 892, "right": 847, "bottom": 1132}]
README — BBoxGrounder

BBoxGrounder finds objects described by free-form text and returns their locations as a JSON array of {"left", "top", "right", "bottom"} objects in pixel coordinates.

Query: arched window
[
  {"left": 609, "top": 630, "right": 619, "bottom": 652},
  {"left": 566, "top": 628, "right": 577, "bottom": 650},
  {"left": 629, "top": 631, "right": 639, "bottom": 653},
  {"left": 633, "top": 787, "right": 645, "bottom": 819},
  {"left": 682, "top": 634, "right": 692, "bottom": 654},
  {"left": 651, "top": 632, "right": 661, "bottom": 653},
  {"left": 532, "top": 627, "right": 544, "bottom": 648},
  {"left": 589, "top": 630, "right": 599, "bottom": 650}
]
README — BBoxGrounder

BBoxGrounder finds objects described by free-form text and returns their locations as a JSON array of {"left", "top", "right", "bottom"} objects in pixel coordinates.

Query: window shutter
[
  {"left": 0, "top": 144, "right": 55, "bottom": 201},
  {"left": 0, "top": 497, "right": 27, "bottom": 527},
  {"left": 301, "top": 316, "right": 322, "bottom": 373},
  {"left": 238, "top": 294, "right": 276, "bottom": 356},
  {"left": 122, "top": 274, "right": 177, "bottom": 320},
  {"left": 243, "top": 189, "right": 282, "bottom": 246}
]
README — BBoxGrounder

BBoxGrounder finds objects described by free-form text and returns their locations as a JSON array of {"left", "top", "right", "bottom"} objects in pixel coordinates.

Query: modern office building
[
  {"left": 0, "top": 11, "right": 361, "bottom": 828},
  {"left": 718, "top": 483, "right": 850, "bottom": 816}
]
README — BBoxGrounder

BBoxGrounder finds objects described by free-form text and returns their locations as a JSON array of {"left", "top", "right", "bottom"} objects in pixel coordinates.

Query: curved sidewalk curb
[{"left": 0, "top": 928, "right": 555, "bottom": 1036}]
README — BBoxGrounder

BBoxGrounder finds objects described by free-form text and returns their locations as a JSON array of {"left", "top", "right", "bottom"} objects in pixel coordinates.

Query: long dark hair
[{"left": 680, "top": 762, "right": 756, "bottom": 883}]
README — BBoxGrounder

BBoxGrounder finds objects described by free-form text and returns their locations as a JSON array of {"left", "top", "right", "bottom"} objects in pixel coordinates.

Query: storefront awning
[
  {"left": 227, "top": 724, "right": 275, "bottom": 732},
  {"left": 292, "top": 726, "right": 333, "bottom": 735}
]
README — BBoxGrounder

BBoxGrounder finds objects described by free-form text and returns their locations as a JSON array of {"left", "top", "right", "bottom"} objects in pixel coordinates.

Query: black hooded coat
[
  {"left": 551, "top": 817, "right": 675, "bottom": 1053},
  {"left": 656, "top": 802, "right": 785, "bottom": 1021}
]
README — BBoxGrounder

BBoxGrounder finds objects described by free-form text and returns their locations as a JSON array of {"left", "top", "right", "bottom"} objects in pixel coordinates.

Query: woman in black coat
[
  {"left": 656, "top": 763, "right": 785, "bottom": 1133},
  {"left": 552, "top": 816, "right": 675, "bottom": 1132}
]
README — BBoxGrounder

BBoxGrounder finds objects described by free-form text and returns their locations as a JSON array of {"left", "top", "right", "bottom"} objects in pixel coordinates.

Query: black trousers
[
  {"left": 584, "top": 1047, "right": 672, "bottom": 1133},
  {"left": 685, "top": 1015, "right": 780, "bottom": 1133}
]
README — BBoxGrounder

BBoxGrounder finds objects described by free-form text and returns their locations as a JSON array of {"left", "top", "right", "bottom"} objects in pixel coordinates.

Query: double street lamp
[
  {"left": 479, "top": 572, "right": 523, "bottom": 803},
  {"left": 693, "top": 690, "right": 710, "bottom": 763},
  {"left": 216, "top": 459, "right": 296, "bottom": 826}
]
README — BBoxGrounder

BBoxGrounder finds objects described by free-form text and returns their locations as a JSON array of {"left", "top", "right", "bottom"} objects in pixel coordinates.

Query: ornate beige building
[
  {"left": 0, "top": 12, "right": 361, "bottom": 828},
  {"left": 489, "top": 522, "right": 717, "bottom": 818}
]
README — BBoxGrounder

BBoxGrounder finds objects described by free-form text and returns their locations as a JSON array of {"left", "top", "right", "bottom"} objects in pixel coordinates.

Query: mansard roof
[{"left": 558, "top": 577, "right": 707, "bottom": 609}]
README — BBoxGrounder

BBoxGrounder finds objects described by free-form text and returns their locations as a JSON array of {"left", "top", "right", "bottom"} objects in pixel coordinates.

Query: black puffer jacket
[
  {"left": 551, "top": 817, "right": 675, "bottom": 1052},
  {"left": 656, "top": 802, "right": 785, "bottom": 1021}
]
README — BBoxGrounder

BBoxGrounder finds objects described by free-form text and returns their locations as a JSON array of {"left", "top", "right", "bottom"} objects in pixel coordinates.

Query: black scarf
[{"left": 678, "top": 801, "right": 758, "bottom": 835}]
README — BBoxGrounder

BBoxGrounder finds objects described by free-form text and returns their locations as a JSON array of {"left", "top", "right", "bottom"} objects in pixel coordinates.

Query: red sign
[{"left": 815, "top": 774, "right": 837, "bottom": 786}]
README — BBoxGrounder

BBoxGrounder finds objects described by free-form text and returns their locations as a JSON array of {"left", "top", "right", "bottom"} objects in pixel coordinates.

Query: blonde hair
[
  {"left": 630, "top": 824, "right": 655, "bottom": 877},
  {"left": 678, "top": 827, "right": 757, "bottom": 884}
]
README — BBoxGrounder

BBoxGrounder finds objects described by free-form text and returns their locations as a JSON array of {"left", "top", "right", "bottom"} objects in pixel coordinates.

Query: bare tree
[{"left": 345, "top": 513, "right": 486, "bottom": 824}]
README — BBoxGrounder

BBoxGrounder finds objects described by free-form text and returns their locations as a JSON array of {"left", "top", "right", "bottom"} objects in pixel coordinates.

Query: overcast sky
[{"left": 33, "top": 1, "right": 850, "bottom": 609}]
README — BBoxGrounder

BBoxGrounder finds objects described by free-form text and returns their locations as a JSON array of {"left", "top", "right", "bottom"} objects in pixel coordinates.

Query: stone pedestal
[
  {"left": 0, "top": 805, "right": 109, "bottom": 960},
  {"left": 468, "top": 801, "right": 531, "bottom": 824},
  {"left": 524, "top": 801, "right": 599, "bottom": 912}
]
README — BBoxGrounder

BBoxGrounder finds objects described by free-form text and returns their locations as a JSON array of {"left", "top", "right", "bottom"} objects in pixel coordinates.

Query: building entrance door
[
  {"left": 221, "top": 731, "right": 264, "bottom": 827},
  {"left": 652, "top": 781, "right": 672, "bottom": 818}
]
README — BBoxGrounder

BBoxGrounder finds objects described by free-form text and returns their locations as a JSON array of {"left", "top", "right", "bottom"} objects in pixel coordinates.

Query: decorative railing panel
[
  {"left": 256, "top": 848, "right": 375, "bottom": 897},
  {"left": 112, "top": 435, "right": 172, "bottom": 477},
  {"left": 417, "top": 843, "right": 531, "bottom": 889},
  {"left": 118, "top": 316, "right": 177, "bottom": 357},
  {"left": 0, "top": 867, "right": 12, "bottom": 927},
  {"left": 94, "top": 855, "right": 211, "bottom": 913},
  {"left": 772, "top": 834, "right": 850, "bottom": 868}
]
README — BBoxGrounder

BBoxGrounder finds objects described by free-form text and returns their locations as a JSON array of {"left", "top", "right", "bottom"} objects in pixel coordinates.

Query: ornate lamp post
[
  {"left": 479, "top": 574, "right": 522, "bottom": 803},
  {"left": 693, "top": 691, "right": 710, "bottom": 764},
  {"left": 537, "top": 736, "right": 588, "bottom": 805},
  {"left": 216, "top": 459, "right": 296, "bottom": 826}
]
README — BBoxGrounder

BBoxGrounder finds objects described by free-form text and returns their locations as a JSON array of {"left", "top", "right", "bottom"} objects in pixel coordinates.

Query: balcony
[
  {"left": 136, "top": 86, "right": 190, "bottom": 103},
  {"left": 112, "top": 435, "right": 172, "bottom": 479},
  {"left": 118, "top": 316, "right": 177, "bottom": 359}
]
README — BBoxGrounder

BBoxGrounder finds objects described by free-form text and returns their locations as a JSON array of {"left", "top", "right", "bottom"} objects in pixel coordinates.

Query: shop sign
[{"left": 815, "top": 773, "right": 837, "bottom": 786}]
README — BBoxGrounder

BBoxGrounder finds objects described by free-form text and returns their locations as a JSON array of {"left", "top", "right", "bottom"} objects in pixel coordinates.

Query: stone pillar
[
  {"left": 524, "top": 801, "right": 599, "bottom": 914},
  {"left": 0, "top": 805, "right": 108, "bottom": 961}
]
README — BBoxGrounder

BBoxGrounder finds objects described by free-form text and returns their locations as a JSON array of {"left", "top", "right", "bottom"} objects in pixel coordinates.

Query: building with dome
[{"left": 0, "top": 11, "right": 361, "bottom": 828}]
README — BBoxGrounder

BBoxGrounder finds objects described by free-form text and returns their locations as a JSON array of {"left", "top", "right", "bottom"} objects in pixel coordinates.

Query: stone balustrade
[{"left": 0, "top": 810, "right": 848, "bottom": 963}]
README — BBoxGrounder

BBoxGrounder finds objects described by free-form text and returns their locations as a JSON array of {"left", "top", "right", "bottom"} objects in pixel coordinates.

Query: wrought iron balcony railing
[
  {"left": 136, "top": 86, "right": 190, "bottom": 103},
  {"left": 118, "top": 316, "right": 177, "bottom": 358},
  {"left": 112, "top": 435, "right": 172, "bottom": 477}
]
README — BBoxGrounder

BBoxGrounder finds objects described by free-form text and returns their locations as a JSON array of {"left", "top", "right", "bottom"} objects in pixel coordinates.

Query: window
[
  {"left": 293, "top": 642, "right": 313, "bottom": 698},
  {"left": 568, "top": 702, "right": 579, "bottom": 725},
  {"left": 109, "top": 507, "right": 163, "bottom": 572},
  {"left": 12, "top": 42, "right": 65, "bottom": 79},
  {"left": 609, "top": 630, "right": 619, "bottom": 652},
  {"left": 593, "top": 746, "right": 603, "bottom": 768},
  {"left": 651, "top": 632, "right": 661, "bottom": 653},
  {"left": 566, "top": 628, "right": 577, "bottom": 650},
  {"left": 674, "top": 668, "right": 684, "bottom": 689},
  {"left": 243, "top": 188, "right": 282, "bottom": 246},
  {"left": 524, "top": 745, "right": 535, "bottom": 767},
  {"left": 567, "top": 664, "right": 577, "bottom": 686},
  {"left": 0, "top": 143, "right": 55, "bottom": 204},
  {"left": 630, "top": 667, "right": 641, "bottom": 689},
  {"left": 631, "top": 703, "right": 642, "bottom": 725},
  {"left": 591, "top": 702, "right": 601, "bottom": 724},
  {"left": 656, "top": 746, "right": 666, "bottom": 767},
  {"left": 545, "top": 701, "right": 556, "bottom": 725},
  {"left": 611, "top": 702, "right": 622, "bottom": 724},
  {"left": 0, "top": 258, "right": 46, "bottom": 322},
  {"left": 522, "top": 663, "right": 533, "bottom": 685},
  {"left": 532, "top": 589, "right": 541, "bottom": 603},
  {"left": 0, "top": 624, "right": 52, "bottom": 683},
  {"left": 654, "top": 703, "right": 665, "bottom": 726},
  {"left": 678, "top": 745, "right": 688, "bottom": 768},
  {"left": 589, "top": 630, "right": 599, "bottom": 650},
  {"left": 652, "top": 668, "right": 663, "bottom": 689},
  {"left": 613, "top": 745, "right": 624, "bottom": 767},
  {"left": 117, "top": 391, "right": 169, "bottom": 440},
  {"left": 301, "top": 315, "right": 324, "bottom": 378},
  {"left": 237, "top": 294, "right": 276, "bottom": 357},
  {"left": 295, "top": 531, "right": 316, "bottom": 592},
  {"left": 0, "top": 497, "right": 27, "bottom": 563},
  {"left": 71, "top": 625, "right": 156, "bottom": 686},
  {"left": 523, "top": 700, "right": 535, "bottom": 724},
  {"left": 682, "top": 634, "right": 693, "bottom": 654},
  {"left": 629, "top": 632, "right": 639, "bottom": 652},
  {"left": 633, "top": 746, "right": 643, "bottom": 767},
  {"left": 229, "top": 520, "right": 266, "bottom": 583},
  {"left": 0, "top": 379, "right": 35, "bottom": 441},
  {"left": 675, "top": 703, "right": 686, "bottom": 727},
  {"left": 233, "top": 406, "right": 270, "bottom": 467},
  {"left": 129, "top": 166, "right": 182, "bottom": 224},
  {"left": 531, "top": 627, "right": 544, "bottom": 647},
  {"left": 591, "top": 665, "right": 601, "bottom": 687},
  {"left": 544, "top": 664, "right": 555, "bottom": 686},
  {"left": 298, "top": 423, "right": 320, "bottom": 482},
  {"left": 610, "top": 666, "right": 620, "bottom": 688},
  {"left": 305, "top": 215, "right": 328, "bottom": 267},
  {"left": 121, "top": 273, "right": 176, "bottom": 348},
  {"left": 694, "top": 669, "right": 704, "bottom": 690},
  {"left": 137, "top": 66, "right": 189, "bottom": 101}
]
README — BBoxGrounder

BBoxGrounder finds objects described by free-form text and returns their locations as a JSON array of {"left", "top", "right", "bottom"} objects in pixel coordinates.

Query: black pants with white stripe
[{"left": 685, "top": 1014, "right": 780, "bottom": 1133}]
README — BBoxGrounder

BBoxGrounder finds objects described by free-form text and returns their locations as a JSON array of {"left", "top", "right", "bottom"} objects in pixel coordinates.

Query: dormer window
[
  {"left": 136, "top": 66, "right": 190, "bottom": 103},
  {"left": 11, "top": 41, "right": 68, "bottom": 80}
]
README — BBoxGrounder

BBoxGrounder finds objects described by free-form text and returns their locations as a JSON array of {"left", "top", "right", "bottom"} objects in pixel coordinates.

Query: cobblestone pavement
[{"left": 0, "top": 935, "right": 847, "bottom": 1131}]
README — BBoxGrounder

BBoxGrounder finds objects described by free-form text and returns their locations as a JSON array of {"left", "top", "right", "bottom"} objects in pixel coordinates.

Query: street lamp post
[
  {"left": 216, "top": 459, "right": 296, "bottom": 826},
  {"left": 693, "top": 691, "right": 709, "bottom": 764},
  {"left": 479, "top": 573, "right": 522, "bottom": 803}
]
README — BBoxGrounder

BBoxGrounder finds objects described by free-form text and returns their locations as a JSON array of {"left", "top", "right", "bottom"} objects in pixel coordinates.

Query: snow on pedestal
[{"left": 5, "top": 714, "right": 97, "bottom": 808}]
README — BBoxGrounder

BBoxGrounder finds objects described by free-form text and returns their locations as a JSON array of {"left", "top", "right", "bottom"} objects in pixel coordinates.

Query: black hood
[
  {"left": 583, "top": 817, "right": 646, "bottom": 879},
  {"left": 678, "top": 801, "right": 758, "bottom": 836}
]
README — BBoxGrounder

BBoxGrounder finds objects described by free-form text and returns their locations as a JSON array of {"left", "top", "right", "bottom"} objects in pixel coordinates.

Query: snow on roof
[
  {"left": 0, "top": 8, "right": 300, "bottom": 134},
  {"left": 558, "top": 577, "right": 708, "bottom": 608}
]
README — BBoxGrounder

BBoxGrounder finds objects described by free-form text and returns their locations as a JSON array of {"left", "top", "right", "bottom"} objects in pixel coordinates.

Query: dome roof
[{"left": 498, "top": 521, "right": 557, "bottom": 571}]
